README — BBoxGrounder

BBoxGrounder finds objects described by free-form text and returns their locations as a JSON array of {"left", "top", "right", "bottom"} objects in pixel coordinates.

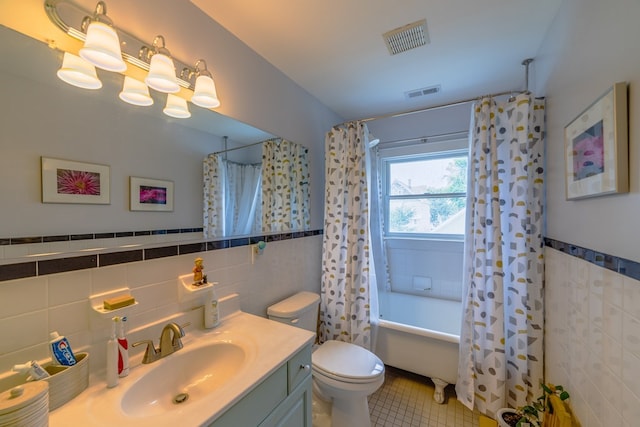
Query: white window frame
[{"left": 378, "top": 136, "right": 468, "bottom": 242}]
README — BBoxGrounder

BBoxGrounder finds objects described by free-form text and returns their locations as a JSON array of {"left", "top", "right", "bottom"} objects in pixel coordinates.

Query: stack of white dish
[
  {"left": 43, "top": 352, "right": 89, "bottom": 411},
  {"left": 0, "top": 381, "right": 49, "bottom": 426}
]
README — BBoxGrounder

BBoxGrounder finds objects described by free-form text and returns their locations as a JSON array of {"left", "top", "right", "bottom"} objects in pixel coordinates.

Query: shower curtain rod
[
  {"left": 334, "top": 88, "right": 524, "bottom": 128},
  {"left": 335, "top": 58, "right": 536, "bottom": 128},
  {"left": 211, "top": 137, "right": 282, "bottom": 155},
  {"left": 376, "top": 130, "right": 469, "bottom": 148}
]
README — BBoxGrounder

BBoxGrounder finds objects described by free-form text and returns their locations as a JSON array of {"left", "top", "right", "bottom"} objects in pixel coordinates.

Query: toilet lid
[{"left": 312, "top": 340, "right": 384, "bottom": 382}]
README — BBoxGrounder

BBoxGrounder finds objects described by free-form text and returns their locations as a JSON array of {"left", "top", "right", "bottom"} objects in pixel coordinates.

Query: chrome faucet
[{"left": 132, "top": 322, "right": 189, "bottom": 364}]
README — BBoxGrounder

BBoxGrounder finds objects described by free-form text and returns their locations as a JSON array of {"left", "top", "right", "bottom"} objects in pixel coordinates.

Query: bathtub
[{"left": 375, "top": 292, "right": 461, "bottom": 403}]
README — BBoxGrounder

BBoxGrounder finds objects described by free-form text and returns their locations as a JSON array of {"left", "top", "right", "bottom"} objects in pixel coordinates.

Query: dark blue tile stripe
[
  {"left": 0, "top": 229, "right": 323, "bottom": 282},
  {"left": 544, "top": 237, "right": 640, "bottom": 281}
]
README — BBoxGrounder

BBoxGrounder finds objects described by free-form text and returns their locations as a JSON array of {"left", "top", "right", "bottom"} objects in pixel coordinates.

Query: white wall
[
  {"left": 536, "top": 1, "right": 640, "bottom": 426},
  {"left": 536, "top": 0, "right": 640, "bottom": 263}
]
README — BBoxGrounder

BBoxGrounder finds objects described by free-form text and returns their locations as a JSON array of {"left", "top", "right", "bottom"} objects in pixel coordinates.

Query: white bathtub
[{"left": 375, "top": 292, "right": 461, "bottom": 403}]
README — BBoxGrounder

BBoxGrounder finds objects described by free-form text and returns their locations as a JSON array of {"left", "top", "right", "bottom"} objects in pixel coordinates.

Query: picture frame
[
  {"left": 564, "top": 82, "right": 628, "bottom": 200},
  {"left": 129, "top": 177, "right": 174, "bottom": 212},
  {"left": 41, "top": 157, "right": 110, "bottom": 204}
]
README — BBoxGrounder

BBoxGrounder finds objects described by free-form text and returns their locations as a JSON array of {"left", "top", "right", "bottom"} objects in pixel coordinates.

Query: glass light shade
[
  {"left": 163, "top": 94, "right": 191, "bottom": 118},
  {"left": 145, "top": 53, "right": 179, "bottom": 93},
  {"left": 79, "top": 21, "right": 126, "bottom": 72},
  {"left": 119, "top": 76, "right": 153, "bottom": 106},
  {"left": 191, "top": 75, "right": 220, "bottom": 108},
  {"left": 56, "top": 52, "right": 102, "bottom": 90}
]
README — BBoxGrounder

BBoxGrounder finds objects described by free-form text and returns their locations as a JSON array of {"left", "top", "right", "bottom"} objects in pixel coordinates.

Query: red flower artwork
[
  {"left": 139, "top": 185, "right": 167, "bottom": 204},
  {"left": 56, "top": 169, "right": 101, "bottom": 195}
]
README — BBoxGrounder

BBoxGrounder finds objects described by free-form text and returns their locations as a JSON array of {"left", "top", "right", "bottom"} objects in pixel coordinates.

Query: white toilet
[{"left": 267, "top": 291, "right": 384, "bottom": 427}]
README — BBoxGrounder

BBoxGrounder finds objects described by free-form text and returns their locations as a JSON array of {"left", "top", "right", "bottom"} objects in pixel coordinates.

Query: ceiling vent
[
  {"left": 404, "top": 85, "right": 441, "bottom": 100},
  {"left": 383, "top": 19, "right": 429, "bottom": 55}
]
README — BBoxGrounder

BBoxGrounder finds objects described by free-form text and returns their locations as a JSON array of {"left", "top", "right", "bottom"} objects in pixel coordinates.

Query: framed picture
[
  {"left": 564, "top": 82, "right": 628, "bottom": 200},
  {"left": 41, "top": 157, "right": 110, "bottom": 204},
  {"left": 130, "top": 177, "right": 174, "bottom": 211}
]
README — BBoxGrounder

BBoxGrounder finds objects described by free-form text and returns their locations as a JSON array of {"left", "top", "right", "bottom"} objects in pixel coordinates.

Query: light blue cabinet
[{"left": 209, "top": 345, "right": 312, "bottom": 427}]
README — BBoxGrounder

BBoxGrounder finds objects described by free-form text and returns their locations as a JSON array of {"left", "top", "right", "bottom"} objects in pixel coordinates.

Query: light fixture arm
[{"left": 44, "top": 0, "right": 200, "bottom": 91}]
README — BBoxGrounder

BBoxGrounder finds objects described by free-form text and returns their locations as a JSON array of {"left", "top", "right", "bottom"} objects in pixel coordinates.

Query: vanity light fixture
[
  {"left": 56, "top": 52, "right": 103, "bottom": 90},
  {"left": 163, "top": 94, "right": 191, "bottom": 118},
  {"left": 118, "top": 76, "right": 153, "bottom": 106},
  {"left": 78, "top": 1, "right": 126, "bottom": 72},
  {"left": 182, "top": 60, "right": 220, "bottom": 109},
  {"left": 45, "top": 0, "right": 221, "bottom": 119},
  {"left": 140, "top": 35, "right": 180, "bottom": 94}
]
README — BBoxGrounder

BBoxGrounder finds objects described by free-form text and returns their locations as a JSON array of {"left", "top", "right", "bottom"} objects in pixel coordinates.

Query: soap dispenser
[
  {"left": 106, "top": 317, "right": 119, "bottom": 388},
  {"left": 204, "top": 286, "right": 220, "bottom": 329}
]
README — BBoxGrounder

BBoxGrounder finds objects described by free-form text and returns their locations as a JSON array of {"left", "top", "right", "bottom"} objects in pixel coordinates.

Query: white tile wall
[
  {"left": 545, "top": 248, "right": 640, "bottom": 427},
  {"left": 0, "top": 235, "right": 322, "bottom": 385}
]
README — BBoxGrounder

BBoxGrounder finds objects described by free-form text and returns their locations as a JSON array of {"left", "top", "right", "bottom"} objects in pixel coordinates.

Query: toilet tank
[{"left": 267, "top": 291, "right": 320, "bottom": 332}]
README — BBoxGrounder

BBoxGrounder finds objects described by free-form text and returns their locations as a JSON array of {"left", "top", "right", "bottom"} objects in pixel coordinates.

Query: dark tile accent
[
  {"left": 134, "top": 230, "right": 151, "bottom": 236},
  {"left": 70, "top": 234, "right": 94, "bottom": 241},
  {"left": 43, "top": 235, "right": 70, "bottom": 243},
  {"left": 266, "top": 234, "right": 283, "bottom": 242},
  {"left": 619, "top": 258, "right": 640, "bottom": 281},
  {"left": 0, "top": 262, "right": 37, "bottom": 281},
  {"left": 151, "top": 230, "right": 167, "bottom": 235},
  {"left": 10, "top": 237, "right": 42, "bottom": 245},
  {"left": 99, "top": 250, "right": 143, "bottom": 267},
  {"left": 180, "top": 228, "right": 197, "bottom": 233},
  {"left": 249, "top": 236, "right": 266, "bottom": 245},
  {"left": 0, "top": 228, "right": 324, "bottom": 282},
  {"left": 95, "top": 233, "right": 115, "bottom": 239},
  {"left": 39, "top": 255, "right": 97, "bottom": 275},
  {"left": 207, "top": 240, "right": 229, "bottom": 251},
  {"left": 292, "top": 231, "right": 305, "bottom": 239},
  {"left": 179, "top": 242, "right": 206, "bottom": 255},
  {"left": 145, "top": 246, "right": 178, "bottom": 260},
  {"left": 230, "top": 238, "right": 249, "bottom": 248},
  {"left": 167, "top": 229, "right": 181, "bottom": 234},
  {"left": 545, "top": 237, "right": 640, "bottom": 283}
]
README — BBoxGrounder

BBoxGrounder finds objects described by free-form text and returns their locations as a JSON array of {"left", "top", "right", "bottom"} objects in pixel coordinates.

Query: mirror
[{"left": 0, "top": 25, "right": 310, "bottom": 263}]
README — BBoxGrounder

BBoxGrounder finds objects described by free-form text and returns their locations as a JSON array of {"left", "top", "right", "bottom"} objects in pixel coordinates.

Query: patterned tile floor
[{"left": 368, "top": 366, "right": 481, "bottom": 427}]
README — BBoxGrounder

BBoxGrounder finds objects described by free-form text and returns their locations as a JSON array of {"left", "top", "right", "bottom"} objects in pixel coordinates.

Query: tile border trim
[
  {"left": 0, "top": 229, "right": 324, "bottom": 282},
  {"left": 544, "top": 237, "right": 640, "bottom": 281}
]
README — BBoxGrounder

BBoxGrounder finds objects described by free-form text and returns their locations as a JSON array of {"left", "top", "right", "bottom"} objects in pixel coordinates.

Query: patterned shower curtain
[
  {"left": 203, "top": 153, "right": 224, "bottom": 238},
  {"left": 456, "top": 93, "right": 545, "bottom": 418},
  {"left": 261, "top": 139, "right": 310, "bottom": 233},
  {"left": 320, "top": 122, "right": 372, "bottom": 349}
]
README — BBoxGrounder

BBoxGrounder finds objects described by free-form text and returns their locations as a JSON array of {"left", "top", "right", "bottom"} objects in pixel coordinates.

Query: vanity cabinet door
[
  {"left": 259, "top": 375, "right": 312, "bottom": 427},
  {"left": 287, "top": 344, "right": 312, "bottom": 392}
]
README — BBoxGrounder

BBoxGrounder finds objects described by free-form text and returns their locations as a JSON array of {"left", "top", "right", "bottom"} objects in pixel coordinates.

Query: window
[{"left": 383, "top": 149, "right": 468, "bottom": 239}]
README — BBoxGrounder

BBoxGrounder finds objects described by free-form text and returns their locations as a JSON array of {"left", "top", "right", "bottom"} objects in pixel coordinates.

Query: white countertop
[{"left": 49, "top": 311, "right": 315, "bottom": 426}]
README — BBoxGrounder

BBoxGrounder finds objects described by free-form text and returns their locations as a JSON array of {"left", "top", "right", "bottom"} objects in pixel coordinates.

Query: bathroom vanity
[
  {"left": 48, "top": 304, "right": 315, "bottom": 427},
  {"left": 211, "top": 345, "right": 312, "bottom": 427}
]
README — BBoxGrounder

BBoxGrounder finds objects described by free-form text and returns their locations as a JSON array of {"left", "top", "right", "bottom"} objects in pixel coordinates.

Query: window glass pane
[
  {"left": 388, "top": 197, "right": 466, "bottom": 234},
  {"left": 389, "top": 156, "right": 467, "bottom": 196}
]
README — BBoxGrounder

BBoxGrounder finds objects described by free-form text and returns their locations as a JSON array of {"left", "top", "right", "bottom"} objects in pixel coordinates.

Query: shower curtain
[
  {"left": 203, "top": 154, "right": 262, "bottom": 237},
  {"left": 261, "top": 139, "right": 310, "bottom": 233},
  {"left": 224, "top": 161, "right": 262, "bottom": 236},
  {"left": 203, "top": 153, "right": 224, "bottom": 238},
  {"left": 320, "top": 122, "right": 373, "bottom": 349},
  {"left": 456, "top": 93, "right": 546, "bottom": 417}
]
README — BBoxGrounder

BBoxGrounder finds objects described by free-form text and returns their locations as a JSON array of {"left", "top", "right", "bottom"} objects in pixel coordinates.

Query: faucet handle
[{"left": 132, "top": 339, "right": 159, "bottom": 364}]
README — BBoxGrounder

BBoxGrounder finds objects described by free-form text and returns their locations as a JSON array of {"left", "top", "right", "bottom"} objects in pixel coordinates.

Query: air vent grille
[
  {"left": 383, "top": 19, "right": 429, "bottom": 55},
  {"left": 405, "top": 85, "right": 441, "bottom": 100}
]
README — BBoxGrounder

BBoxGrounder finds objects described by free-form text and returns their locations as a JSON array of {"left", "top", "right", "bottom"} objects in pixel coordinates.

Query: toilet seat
[{"left": 312, "top": 340, "right": 384, "bottom": 384}]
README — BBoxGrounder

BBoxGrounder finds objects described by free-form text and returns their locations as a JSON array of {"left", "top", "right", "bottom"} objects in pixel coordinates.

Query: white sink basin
[{"left": 121, "top": 341, "right": 251, "bottom": 417}]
